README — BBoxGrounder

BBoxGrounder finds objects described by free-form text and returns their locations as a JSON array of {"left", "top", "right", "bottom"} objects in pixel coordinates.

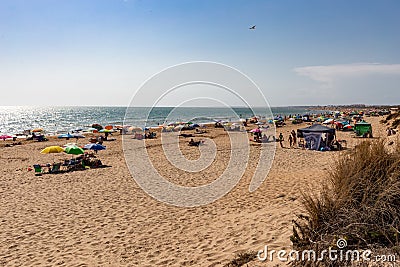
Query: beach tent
[
  {"left": 303, "top": 132, "right": 322, "bottom": 150},
  {"left": 297, "top": 124, "right": 336, "bottom": 150},
  {"left": 354, "top": 121, "right": 372, "bottom": 137},
  {"left": 297, "top": 124, "right": 335, "bottom": 138}
]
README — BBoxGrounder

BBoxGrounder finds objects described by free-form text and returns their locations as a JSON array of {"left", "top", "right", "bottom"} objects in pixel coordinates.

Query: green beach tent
[{"left": 354, "top": 121, "right": 372, "bottom": 137}]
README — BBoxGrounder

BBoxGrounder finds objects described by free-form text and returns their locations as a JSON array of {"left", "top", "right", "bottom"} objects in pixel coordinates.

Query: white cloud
[{"left": 294, "top": 63, "right": 400, "bottom": 83}]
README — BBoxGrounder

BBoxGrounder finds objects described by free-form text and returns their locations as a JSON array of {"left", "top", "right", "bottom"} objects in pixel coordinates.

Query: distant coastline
[{"left": 306, "top": 104, "right": 400, "bottom": 111}]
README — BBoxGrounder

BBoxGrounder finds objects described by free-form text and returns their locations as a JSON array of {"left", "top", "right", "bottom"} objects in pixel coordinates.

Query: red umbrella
[{"left": 0, "top": 135, "right": 12, "bottom": 140}]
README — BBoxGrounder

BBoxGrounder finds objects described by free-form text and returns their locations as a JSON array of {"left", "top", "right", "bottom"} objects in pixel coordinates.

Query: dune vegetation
[{"left": 292, "top": 140, "right": 400, "bottom": 266}]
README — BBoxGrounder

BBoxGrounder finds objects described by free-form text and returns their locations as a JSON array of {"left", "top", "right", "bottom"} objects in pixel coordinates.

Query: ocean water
[{"left": 0, "top": 106, "right": 324, "bottom": 135}]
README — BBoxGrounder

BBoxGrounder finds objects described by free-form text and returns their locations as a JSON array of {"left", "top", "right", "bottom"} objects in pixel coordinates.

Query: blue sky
[{"left": 0, "top": 0, "right": 399, "bottom": 106}]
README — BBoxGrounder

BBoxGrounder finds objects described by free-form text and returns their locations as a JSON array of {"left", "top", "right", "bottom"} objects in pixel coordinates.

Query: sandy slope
[{"left": 0, "top": 116, "right": 391, "bottom": 266}]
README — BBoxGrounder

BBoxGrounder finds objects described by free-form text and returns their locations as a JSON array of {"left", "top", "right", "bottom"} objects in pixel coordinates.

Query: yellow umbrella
[{"left": 40, "top": 146, "right": 64, "bottom": 154}]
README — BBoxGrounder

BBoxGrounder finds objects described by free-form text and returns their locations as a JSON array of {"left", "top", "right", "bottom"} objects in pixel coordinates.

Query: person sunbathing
[
  {"left": 188, "top": 138, "right": 203, "bottom": 146},
  {"left": 180, "top": 133, "right": 194, "bottom": 138}
]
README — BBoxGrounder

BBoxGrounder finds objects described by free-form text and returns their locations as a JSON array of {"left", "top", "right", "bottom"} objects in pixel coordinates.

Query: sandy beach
[{"left": 0, "top": 116, "right": 393, "bottom": 266}]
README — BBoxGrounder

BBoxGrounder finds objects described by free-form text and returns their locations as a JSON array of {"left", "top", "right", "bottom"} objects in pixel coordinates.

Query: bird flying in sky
[{"left": 249, "top": 25, "right": 256, "bottom": 30}]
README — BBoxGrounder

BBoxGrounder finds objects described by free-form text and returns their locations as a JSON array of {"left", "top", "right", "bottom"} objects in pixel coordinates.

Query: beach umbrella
[
  {"left": 128, "top": 126, "right": 142, "bottom": 132},
  {"left": 86, "top": 127, "right": 97, "bottom": 132},
  {"left": 84, "top": 143, "right": 106, "bottom": 152},
  {"left": 323, "top": 118, "right": 334, "bottom": 124},
  {"left": 99, "top": 129, "right": 114, "bottom": 133},
  {"left": 0, "top": 134, "right": 12, "bottom": 140},
  {"left": 40, "top": 146, "right": 64, "bottom": 154},
  {"left": 58, "top": 133, "right": 74, "bottom": 139},
  {"left": 63, "top": 143, "right": 78, "bottom": 148},
  {"left": 64, "top": 146, "right": 84, "bottom": 155},
  {"left": 32, "top": 128, "right": 43, "bottom": 133},
  {"left": 174, "top": 125, "right": 184, "bottom": 131},
  {"left": 72, "top": 133, "right": 85, "bottom": 139},
  {"left": 91, "top": 124, "right": 103, "bottom": 130}
]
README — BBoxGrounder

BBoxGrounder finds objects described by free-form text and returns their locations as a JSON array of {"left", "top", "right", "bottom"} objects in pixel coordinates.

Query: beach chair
[
  {"left": 81, "top": 160, "right": 90, "bottom": 170},
  {"left": 33, "top": 164, "right": 43, "bottom": 176},
  {"left": 49, "top": 163, "right": 61, "bottom": 174}
]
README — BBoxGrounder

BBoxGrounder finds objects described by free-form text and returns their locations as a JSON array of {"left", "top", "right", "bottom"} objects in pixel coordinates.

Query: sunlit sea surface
[{"left": 0, "top": 106, "right": 326, "bottom": 135}]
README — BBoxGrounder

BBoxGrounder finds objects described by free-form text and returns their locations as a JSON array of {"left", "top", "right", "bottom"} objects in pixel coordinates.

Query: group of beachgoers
[
  {"left": 31, "top": 151, "right": 103, "bottom": 176},
  {"left": 274, "top": 130, "right": 297, "bottom": 148}
]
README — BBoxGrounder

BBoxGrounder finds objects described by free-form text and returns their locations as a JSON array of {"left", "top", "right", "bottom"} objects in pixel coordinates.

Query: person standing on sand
[
  {"left": 278, "top": 133, "right": 284, "bottom": 148},
  {"left": 291, "top": 130, "right": 297, "bottom": 147},
  {"left": 288, "top": 134, "right": 293, "bottom": 148}
]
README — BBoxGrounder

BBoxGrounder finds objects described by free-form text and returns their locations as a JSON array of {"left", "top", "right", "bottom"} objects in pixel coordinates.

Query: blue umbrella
[
  {"left": 72, "top": 133, "right": 85, "bottom": 138},
  {"left": 58, "top": 133, "right": 74, "bottom": 139},
  {"left": 83, "top": 143, "right": 106, "bottom": 152}
]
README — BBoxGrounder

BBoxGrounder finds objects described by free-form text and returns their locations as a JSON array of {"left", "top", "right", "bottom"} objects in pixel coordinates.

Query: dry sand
[{"left": 0, "top": 116, "right": 393, "bottom": 266}]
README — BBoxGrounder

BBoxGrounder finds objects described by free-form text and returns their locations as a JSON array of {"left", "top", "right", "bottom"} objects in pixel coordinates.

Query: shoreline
[{"left": 0, "top": 104, "right": 394, "bottom": 137}]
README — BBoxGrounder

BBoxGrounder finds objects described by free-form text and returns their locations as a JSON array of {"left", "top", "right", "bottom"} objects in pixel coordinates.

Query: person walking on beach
[
  {"left": 288, "top": 134, "right": 293, "bottom": 148},
  {"left": 278, "top": 133, "right": 284, "bottom": 148},
  {"left": 291, "top": 130, "right": 297, "bottom": 147}
]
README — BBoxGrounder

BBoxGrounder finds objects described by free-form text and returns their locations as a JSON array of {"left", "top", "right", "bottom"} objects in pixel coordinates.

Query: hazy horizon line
[{"left": 0, "top": 104, "right": 398, "bottom": 108}]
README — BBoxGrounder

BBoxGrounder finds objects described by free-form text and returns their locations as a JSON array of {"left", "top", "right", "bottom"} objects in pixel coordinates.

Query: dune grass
[
  {"left": 382, "top": 111, "right": 400, "bottom": 129},
  {"left": 291, "top": 140, "right": 400, "bottom": 266}
]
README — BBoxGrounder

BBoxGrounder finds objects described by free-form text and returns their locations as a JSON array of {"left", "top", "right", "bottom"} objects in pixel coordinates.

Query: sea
[{"left": 0, "top": 106, "right": 328, "bottom": 135}]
